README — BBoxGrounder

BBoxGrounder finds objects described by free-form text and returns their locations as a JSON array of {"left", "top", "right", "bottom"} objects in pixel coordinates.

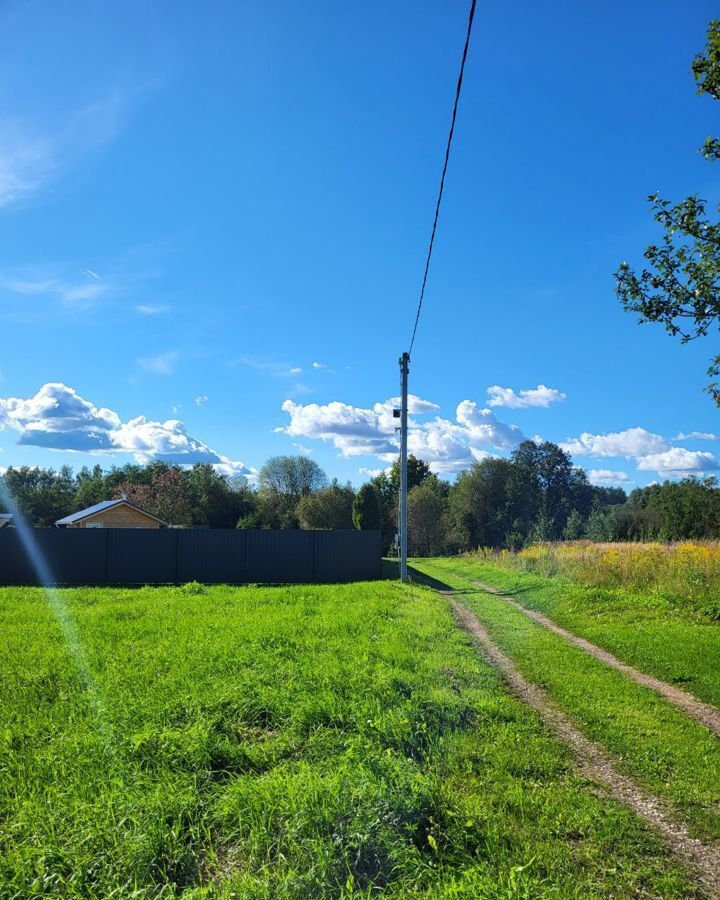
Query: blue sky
[{"left": 0, "top": 0, "right": 719, "bottom": 489}]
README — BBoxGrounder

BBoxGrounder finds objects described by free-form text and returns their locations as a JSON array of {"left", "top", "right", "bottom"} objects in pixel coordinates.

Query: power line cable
[{"left": 408, "top": 0, "right": 477, "bottom": 356}]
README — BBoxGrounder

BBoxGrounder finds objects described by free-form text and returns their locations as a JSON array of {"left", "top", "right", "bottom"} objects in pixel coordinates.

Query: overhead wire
[{"left": 407, "top": 0, "right": 477, "bottom": 356}]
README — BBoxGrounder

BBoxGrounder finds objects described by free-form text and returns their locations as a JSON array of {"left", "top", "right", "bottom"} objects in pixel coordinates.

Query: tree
[
  {"left": 616, "top": 20, "right": 720, "bottom": 403},
  {"left": 256, "top": 456, "right": 328, "bottom": 529},
  {"left": 389, "top": 455, "right": 431, "bottom": 495},
  {"left": 368, "top": 471, "right": 396, "bottom": 552},
  {"left": 114, "top": 468, "right": 193, "bottom": 526},
  {"left": 506, "top": 441, "right": 578, "bottom": 540},
  {"left": 562, "top": 509, "right": 585, "bottom": 541},
  {"left": 448, "top": 457, "right": 514, "bottom": 549},
  {"left": 74, "top": 465, "right": 107, "bottom": 509},
  {"left": 408, "top": 482, "right": 448, "bottom": 556},
  {"left": 186, "top": 463, "right": 242, "bottom": 528},
  {"left": 352, "top": 483, "right": 383, "bottom": 531},
  {"left": 586, "top": 505, "right": 613, "bottom": 542},
  {"left": 259, "top": 456, "right": 327, "bottom": 498},
  {"left": 1, "top": 465, "right": 76, "bottom": 527},
  {"left": 297, "top": 480, "right": 355, "bottom": 529}
]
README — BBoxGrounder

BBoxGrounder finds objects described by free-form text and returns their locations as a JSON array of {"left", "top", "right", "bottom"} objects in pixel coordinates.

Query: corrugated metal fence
[{"left": 0, "top": 528, "right": 382, "bottom": 585}]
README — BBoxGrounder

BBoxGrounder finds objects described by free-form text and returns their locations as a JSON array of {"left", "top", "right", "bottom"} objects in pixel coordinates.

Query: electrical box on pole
[{"left": 399, "top": 352, "right": 409, "bottom": 582}]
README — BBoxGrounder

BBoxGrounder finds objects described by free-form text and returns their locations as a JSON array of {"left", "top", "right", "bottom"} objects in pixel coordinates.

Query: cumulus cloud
[
  {"left": 278, "top": 399, "right": 398, "bottom": 458},
  {"left": 312, "top": 361, "right": 326, "bottom": 370},
  {"left": 278, "top": 395, "right": 524, "bottom": 475},
  {"left": 0, "top": 383, "right": 252, "bottom": 476},
  {"left": 407, "top": 417, "right": 476, "bottom": 474},
  {"left": 358, "top": 466, "right": 386, "bottom": 479},
  {"left": 456, "top": 401, "right": 525, "bottom": 450},
  {"left": 0, "top": 383, "right": 119, "bottom": 451},
  {"left": 635, "top": 448, "right": 719, "bottom": 478},
  {"left": 387, "top": 394, "right": 440, "bottom": 415},
  {"left": 588, "top": 469, "right": 631, "bottom": 486},
  {"left": 487, "top": 384, "right": 566, "bottom": 409},
  {"left": 674, "top": 431, "right": 720, "bottom": 442},
  {"left": 560, "top": 427, "right": 670, "bottom": 459},
  {"left": 560, "top": 425, "right": 720, "bottom": 481}
]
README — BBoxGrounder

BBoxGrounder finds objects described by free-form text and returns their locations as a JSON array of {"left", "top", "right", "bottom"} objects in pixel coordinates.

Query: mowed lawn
[{"left": 0, "top": 581, "right": 699, "bottom": 898}]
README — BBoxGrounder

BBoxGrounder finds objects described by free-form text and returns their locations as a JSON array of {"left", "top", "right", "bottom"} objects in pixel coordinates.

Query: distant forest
[{"left": 1, "top": 441, "right": 719, "bottom": 552}]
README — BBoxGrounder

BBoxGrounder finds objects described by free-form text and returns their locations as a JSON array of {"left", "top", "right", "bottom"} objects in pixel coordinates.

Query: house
[
  {"left": 55, "top": 499, "right": 168, "bottom": 529},
  {"left": 0, "top": 513, "right": 13, "bottom": 528}
]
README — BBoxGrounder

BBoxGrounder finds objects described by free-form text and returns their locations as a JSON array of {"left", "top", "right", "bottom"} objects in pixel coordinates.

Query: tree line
[{"left": 2, "top": 443, "right": 720, "bottom": 548}]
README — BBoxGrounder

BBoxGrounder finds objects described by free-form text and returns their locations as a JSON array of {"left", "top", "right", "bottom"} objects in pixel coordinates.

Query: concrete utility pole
[{"left": 399, "top": 352, "right": 410, "bottom": 583}]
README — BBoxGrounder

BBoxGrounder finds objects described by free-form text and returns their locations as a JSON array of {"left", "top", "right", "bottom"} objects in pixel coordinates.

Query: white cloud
[
  {"left": 278, "top": 399, "right": 398, "bottom": 458},
  {"left": 674, "top": 431, "right": 720, "bottom": 442},
  {"left": 406, "top": 417, "right": 476, "bottom": 474},
  {"left": 312, "top": 361, "right": 326, "bottom": 370},
  {"left": 292, "top": 442, "right": 313, "bottom": 455},
  {"left": 456, "top": 401, "right": 525, "bottom": 450},
  {"left": 487, "top": 384, "right": 566, "bottom": 409},
  {"left": 279, "top": 395, "right": 525, "bottom": 475},
  {"left": 234, "top": 356, "right": 305, "bottom": 379},
  {"left": 0, "top": 382, "right": 119, "bottom": 451},
  {"left": 194, "top": 395, "right": 208, "bottom": 407},
  {"left": 588, "top": 469, "right": 631, "bottom": 486},
  {"left": 358, "top": 467, "right": 386, "bottom": 479},
  {"left": 386, "top": 394, "right": 440, "bottom": 415},
  {"left": 636, "top": 448, "right": 719, "bottom": 478},
  {"left": 560, "top": 426, "right": 720, "bottom": 481},
  {"left": 0, "top": 123, "right": 55, "bottom": 208},
  {"left": 137, "top": 351, "right": 179, "bottom": 375},
  {"left": 0, "top": 269, "right": 111, "bottom": 310},
  {"left": 561, "top": 427, "right": 670, "bottom": 459},
  {"left": 136, "top": 303, "right": 171, "bottom": 316},
  {"left": 0, "top": 382, "right": 252, "bottom": 476},
  {"left": 0, "top": 92, "right": 137, "bottom": 210}
]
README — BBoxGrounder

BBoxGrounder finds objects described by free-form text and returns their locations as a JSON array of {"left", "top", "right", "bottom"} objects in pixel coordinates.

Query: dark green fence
[{"left": 0, "top": 528, "right": 381, "bottom": 585}]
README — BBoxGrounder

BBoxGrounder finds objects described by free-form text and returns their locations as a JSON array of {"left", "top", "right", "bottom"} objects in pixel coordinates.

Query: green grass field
[
  {"left": 0, "top": 580, "right": 701, "bottom": 898},
  {"left": 411, "top": 558, "right": 720, "bottom": 843},
  {"left": 426, "top": 556, "right": 720, "bottom": 709}
]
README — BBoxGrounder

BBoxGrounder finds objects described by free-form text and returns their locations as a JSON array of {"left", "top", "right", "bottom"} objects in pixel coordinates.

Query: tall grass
[
  {"left": 469, "top": 541, "right": 720, "bottom": 618},
  {"left": 0, "top": 581, "right": 695, "bottom": 897}
]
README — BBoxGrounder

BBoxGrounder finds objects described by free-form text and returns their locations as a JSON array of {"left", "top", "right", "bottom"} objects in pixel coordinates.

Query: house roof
[{"left": 55, "top": 499, "right": 168, "bottom": 527}]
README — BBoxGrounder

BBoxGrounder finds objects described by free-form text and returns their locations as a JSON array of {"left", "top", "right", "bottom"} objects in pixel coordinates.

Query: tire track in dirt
[
  {"left": 469, "top": 578, "right": 720, "bottom": 739},
  {"left": 444, "top": 591, "right": 720, "bottom": 898}
]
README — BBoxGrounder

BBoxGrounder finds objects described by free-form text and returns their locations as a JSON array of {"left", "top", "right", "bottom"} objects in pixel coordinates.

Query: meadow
[
  {"left": 471, "top": 541, "right": 720, "bottom": 619},
  {"left": 0, "top": 580, "right": 700, "bottom": 898},
  {"left": 435, "top": 542, "right": 720, "bottom": 709}
]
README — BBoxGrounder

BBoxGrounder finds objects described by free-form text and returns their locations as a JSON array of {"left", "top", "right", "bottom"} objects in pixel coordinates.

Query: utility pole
[{"left": 399, "top": 352, "right": 409, "bottom": 582}]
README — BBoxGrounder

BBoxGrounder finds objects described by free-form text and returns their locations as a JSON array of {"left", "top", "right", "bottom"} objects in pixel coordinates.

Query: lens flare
[{"left": 0, "top": 482, "right": 116, "bottom": 749}]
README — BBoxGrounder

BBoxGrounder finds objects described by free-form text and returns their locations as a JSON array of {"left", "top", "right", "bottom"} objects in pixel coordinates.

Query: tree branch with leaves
[{"left": 616, "top": 19, "right": 720, "bottom": 404}]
